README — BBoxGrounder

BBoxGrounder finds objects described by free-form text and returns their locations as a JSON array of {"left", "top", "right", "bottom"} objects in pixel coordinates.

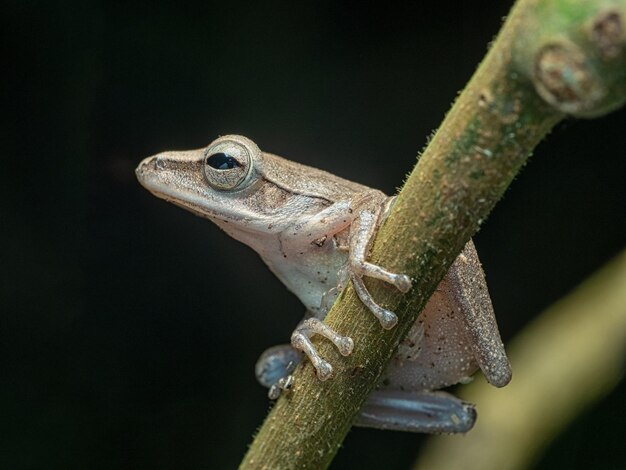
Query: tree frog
[{"left": 136, "top": 135, "right": 512, "bottom": 433}]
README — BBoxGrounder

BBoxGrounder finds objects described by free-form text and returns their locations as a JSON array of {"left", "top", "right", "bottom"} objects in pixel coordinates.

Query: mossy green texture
[{"left": 241, "top": 1, "right": 626, "bottom": 468}]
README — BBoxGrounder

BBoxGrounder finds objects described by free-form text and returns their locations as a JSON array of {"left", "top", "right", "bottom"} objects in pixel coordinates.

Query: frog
[{"left": 135, "top": 134, "right": 512, "bottom": 433}]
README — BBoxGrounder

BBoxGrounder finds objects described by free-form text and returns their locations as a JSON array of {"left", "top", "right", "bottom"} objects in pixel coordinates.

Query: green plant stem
[
  {"left": 241, "top": 1, "right": 626, "bottom": 468},
  {"left": 414, "top": 248, "right": 626, "bottom": 470}
]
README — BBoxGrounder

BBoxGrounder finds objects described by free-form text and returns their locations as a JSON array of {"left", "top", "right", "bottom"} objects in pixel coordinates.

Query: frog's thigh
[
  {"left": 354, "top": 389, "right": 476, "bottom": 433},
  {"left": 448, "top": 240, "right": 512, "bottom": 388},
  {"left": 382, "top": 281, "right": 480, "bottom": 392}
]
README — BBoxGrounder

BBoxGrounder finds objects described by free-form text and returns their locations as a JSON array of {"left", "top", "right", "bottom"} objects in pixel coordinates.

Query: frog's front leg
[
  {"left": 282, "top": 196, "right": 412, "bottom": 380},
  {"left": 281, "top": 200, "right": 354, "bottom": 247},
  {"left": 349, "top": 208, "right": 412, "bottom": 329}
]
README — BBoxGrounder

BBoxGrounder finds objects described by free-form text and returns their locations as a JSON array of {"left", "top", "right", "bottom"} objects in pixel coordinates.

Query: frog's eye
[{"left": 203, "top": 142, "right": 251, "bottom": 190}]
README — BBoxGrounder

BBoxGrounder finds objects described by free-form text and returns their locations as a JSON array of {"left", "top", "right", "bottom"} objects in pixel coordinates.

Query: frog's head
[{"left": 136, "top": 134, "right": 274, "bottom": 227}]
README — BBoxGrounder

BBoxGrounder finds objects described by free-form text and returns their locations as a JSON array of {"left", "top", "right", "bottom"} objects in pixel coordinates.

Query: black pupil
[{"left": 206, "top": 152, "right": 240, "bottom": 170}]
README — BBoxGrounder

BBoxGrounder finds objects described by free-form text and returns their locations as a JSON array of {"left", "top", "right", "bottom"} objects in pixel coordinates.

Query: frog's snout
[
  {"left": 136, "top": 155, "right": 170, "bottom": 187},
  {"left": 135, "top": 155, "right": 157, "bottom": 180},
  {"left": 136, "top": 150, "right": 203, "bottom": 183},
  {"left": 136, "top": 151, "right": 205, "bottom": 197}
]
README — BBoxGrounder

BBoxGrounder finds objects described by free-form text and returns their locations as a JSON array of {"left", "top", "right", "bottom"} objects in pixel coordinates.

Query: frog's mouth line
[{"left": 138, "top": 171, "right": 270, "bottom": 228}]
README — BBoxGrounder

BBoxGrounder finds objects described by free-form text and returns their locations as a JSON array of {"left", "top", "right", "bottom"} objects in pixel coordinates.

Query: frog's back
[{"left": 262, "top": 152, "right": 385, "bottom": 202}]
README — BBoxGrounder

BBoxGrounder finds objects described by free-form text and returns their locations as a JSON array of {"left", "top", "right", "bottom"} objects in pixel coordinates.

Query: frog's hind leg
[
  {"left": 355, "top": 389, "right": 476, "bottom": 433},
  {"left": 448, "top": 240, "right": 512, "bottom": 388},
  {"left": 291, "top": 318, "right": 354, "bottom": 380},
  {"left": 349, "top": 208, "right": 412, "bottom": 328}
]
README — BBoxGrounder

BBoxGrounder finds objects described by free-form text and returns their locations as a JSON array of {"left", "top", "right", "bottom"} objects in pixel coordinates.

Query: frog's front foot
[
  {"left": 349, "top": 209, "right": 412, "bottom": 329},
  {"left": 289, "top": 205, "right": 412, "bottom": 380},
  {"left": 291, "top": 318, "right": 354, "bottom": 380}
]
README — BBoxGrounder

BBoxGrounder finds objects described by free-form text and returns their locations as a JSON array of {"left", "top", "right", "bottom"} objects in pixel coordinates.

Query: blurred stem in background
[{"left": 415, "top": 248, "right": 626, "bottom": 470}]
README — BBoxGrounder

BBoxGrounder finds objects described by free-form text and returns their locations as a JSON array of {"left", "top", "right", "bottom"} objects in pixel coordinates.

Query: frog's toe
[
  {"left": 351, "top": 274, "right": 399, "bottom": 329},
  {"left": 268, "top": 374, "right": 295, "bottom": 400},
  {"left": 268, "top": 384, "right": 282, "bottom": 400},
  {"left": 394, "top": 274, "right": 412, "bottom": 293},
  {"left": 291, "top": 317, "right": 356, "bottom": 380},
  {"left": 379, "top": 310, "right": 398, "bottom": 330},
  {"left": 314, "top": 360, "right": 333, "bottom": 381},
  {"left": 337, "top": 336, "right": 354, "bottom": 356}
]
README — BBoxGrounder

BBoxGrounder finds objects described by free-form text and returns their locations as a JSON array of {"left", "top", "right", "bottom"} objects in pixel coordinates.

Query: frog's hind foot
[
  {"left": 355, "top": 389, "right": 476, "bottom": 433},
  {"left": 349, "top": 208, "right": 412, "bottom": 329},
  {"left": 291, "top": 318, "right": 354, "bottom": 381},
  {"left": 268, "top": 375, "right": 294, "bottom": 400},
  {"left": 255, "top": 344, "right": 301, "bottom": 399}
]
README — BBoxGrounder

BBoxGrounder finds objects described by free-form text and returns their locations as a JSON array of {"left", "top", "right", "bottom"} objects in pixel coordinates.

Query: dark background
[{"left": 3, "top": 1, "right": 625, "bottom": 468}]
